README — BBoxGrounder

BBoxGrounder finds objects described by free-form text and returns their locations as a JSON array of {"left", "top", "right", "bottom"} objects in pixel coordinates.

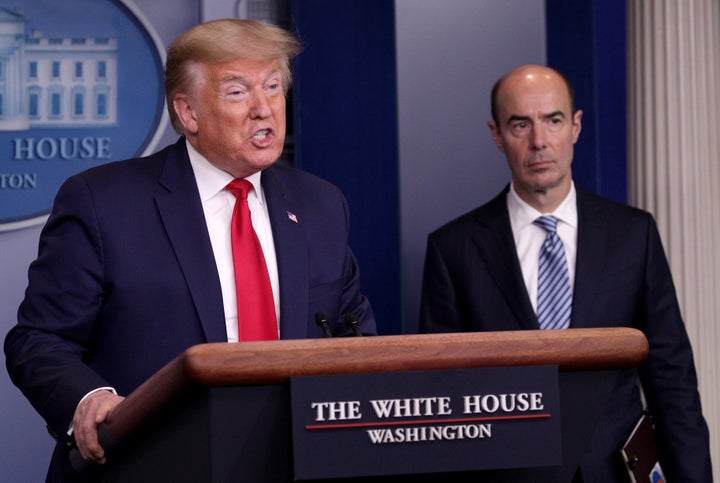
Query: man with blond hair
[{"left": 5, "top": 19, "right": 375, "bottom": 481}]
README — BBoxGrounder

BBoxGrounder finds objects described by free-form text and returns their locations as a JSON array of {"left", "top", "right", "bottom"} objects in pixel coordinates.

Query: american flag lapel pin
[{"left": 286, "top": 211, "right": 298, "bottom": 223}]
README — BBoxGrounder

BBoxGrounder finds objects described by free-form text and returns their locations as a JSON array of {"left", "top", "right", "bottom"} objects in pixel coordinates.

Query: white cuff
[{"left": 67, "top": 387, "right": 118, "bottom": 436}]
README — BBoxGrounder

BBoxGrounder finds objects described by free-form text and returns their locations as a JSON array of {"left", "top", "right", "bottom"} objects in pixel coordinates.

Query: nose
[
  {"left": 249, "top": 88, "right": 272, "bottom": 119},
  {"left": 530, "top": 125, "right": 547, "bottom": 150}
]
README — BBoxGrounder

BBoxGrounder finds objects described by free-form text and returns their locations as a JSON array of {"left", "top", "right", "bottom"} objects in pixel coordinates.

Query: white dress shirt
[
  {"left": 186, "top": 140, "right": 280, "bottom": 341},
  {"left": 70, "top": 142, "right": 283, "bottom": 429},
  {"left": 507, "top": 182, "right": 578, "bottom": 313}
]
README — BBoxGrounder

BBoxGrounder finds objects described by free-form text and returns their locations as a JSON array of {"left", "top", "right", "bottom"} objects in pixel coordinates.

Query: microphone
[
  {"left": 344, "top": 312, "right": 363, "bottom": 337},
  {"left": 314, "top": 312, "right": 333, "bottom": 338}
]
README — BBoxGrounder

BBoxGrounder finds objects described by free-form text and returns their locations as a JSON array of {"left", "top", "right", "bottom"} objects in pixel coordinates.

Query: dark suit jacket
[
  {"left": 420, "top": 186, "right": 711, "bottom": 482},
  {"left": 4, "top": 138, "right": 375, "bottom": 481}
]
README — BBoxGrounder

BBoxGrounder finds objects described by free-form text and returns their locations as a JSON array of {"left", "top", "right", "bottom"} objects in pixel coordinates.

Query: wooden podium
[{"left": 75, "top": 328, "right": 648, "bottom": 482}]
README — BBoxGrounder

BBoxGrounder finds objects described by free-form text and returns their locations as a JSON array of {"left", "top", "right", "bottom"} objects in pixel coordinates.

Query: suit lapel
[
  {"left": 570, "top": 189, "right": 608, "bottom": 328},
  {"left": 155, "top": 140, "right": 227, "bottom": 343},
  {"left": 262, "top": 166, "right": 309, "bottom": 339},
  {"left": 473, "top": 191, "right": 538, "bottom": 329}
]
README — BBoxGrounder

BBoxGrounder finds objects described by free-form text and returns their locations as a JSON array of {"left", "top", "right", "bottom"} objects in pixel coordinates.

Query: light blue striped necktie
[{"left": 534, "top": 215, "right": 572, "bottom": 330}]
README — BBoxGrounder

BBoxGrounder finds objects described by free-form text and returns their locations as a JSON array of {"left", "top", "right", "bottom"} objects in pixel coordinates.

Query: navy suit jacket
[
  {"left": 420, "top": 186, "right": 711, "bottom": 482},
  {"left": 5, "top": 139, "right": 375, "bottom": 480}
]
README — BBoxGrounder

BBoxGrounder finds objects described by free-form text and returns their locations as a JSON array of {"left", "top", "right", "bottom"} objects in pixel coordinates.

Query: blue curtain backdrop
[
  {"left": 291, "top": 0, "right": 626, "bottom": 334},
  {"left": 292, "top": 0, "right": 402, "bottom": 334},
  {"left": 546, "top": 0, "right": 627, "bottom": 204}
]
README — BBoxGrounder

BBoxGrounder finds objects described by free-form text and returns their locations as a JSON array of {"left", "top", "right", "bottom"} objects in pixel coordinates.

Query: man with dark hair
[{"left": 420, "top": 64, "right": 711, "bottom": 481}]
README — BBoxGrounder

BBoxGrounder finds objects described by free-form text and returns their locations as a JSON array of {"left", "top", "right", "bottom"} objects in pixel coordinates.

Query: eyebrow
[
  {"left": 505, "top": 110, "right": 565, "bottom": 126},
  {"left": 218, "top": 74, "right": 247, "bottom": 83},
  {"left": 217, "top": 69, "right": 282, "bottom": 85}
]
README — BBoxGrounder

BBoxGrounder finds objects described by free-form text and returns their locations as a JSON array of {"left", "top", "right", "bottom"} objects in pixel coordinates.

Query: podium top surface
[
  {"left": 179, "top": 327, "right": 648, "bottom": 386},
  {"left": 102, "top": 328, "right": 647, "bottom": 448}
]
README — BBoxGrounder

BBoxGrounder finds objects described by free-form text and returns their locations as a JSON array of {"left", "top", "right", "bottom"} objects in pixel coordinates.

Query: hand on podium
[{"left": 72, "top": 390, "right": 125, "bottom": 464}]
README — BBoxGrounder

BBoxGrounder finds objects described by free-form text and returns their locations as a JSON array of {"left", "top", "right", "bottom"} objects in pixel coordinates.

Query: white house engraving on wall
[{"left": 0, "top": 6, "right": 117, "bottom": 131}]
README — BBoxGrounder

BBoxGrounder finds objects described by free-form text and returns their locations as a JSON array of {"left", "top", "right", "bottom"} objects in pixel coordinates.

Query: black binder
[{"left": 620, "top": 412, "right": 666, "bottom": 482}]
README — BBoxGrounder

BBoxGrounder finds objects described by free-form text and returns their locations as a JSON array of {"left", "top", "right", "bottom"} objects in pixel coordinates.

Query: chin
[{"left": 250, "top": 157, "right": 280, "bottom": 171}]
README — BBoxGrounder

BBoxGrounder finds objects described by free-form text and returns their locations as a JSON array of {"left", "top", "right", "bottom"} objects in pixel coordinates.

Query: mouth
[
  {"left": 251, "top": 128, "right": 275, "bottom": 147},
  {"left": 528, "top": 158, "right": 553, "bottom": 169}
]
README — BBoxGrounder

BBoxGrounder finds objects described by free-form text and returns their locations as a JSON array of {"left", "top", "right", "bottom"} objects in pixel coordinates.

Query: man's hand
[{"left": 72, "top": 390, "right": 124, "bottom": 464}]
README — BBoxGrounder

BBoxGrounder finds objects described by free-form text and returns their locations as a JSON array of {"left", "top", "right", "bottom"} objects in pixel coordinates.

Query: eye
[
  {"left": 222, "top": 83, "right": 248, "bottom": 98},
  {"left": 547, "top": 116, "right": 564, "bottom": 131},
  {"left": 266, "top": 82, "right": 282, "bottom": 94},
  {"left": 224, "top": 89, "right": 246, "bottom": 99},
  {"left": 510, "top": 121, "right": 530, "bottom": 135}
]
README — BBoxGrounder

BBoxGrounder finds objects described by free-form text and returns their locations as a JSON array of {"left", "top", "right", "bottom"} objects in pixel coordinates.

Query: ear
[
  {"left": 488, "top": 120, "right": 504, "bottom": 152},
  {"left": 572, "top": 109, "right": 583, "bottom": 144},
  {"left": 173, "top": 94, "right": 199, "bottom": 135}
]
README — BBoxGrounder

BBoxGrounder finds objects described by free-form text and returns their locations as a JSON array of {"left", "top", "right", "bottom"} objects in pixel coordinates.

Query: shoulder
[
  {"left": 58, "top": 141, "right": 183, "bottom": 196},
  {"left": 429, "top": 188, "right": 508, "bottom": 241},
  {"left": 576, "top": 187, "right": 656, "bottom": 225},
  {"left": 265, "top": 162, "right": 339, "bottom": 189},
  {"left": 68, "top": 142, "right": 173, "bottom": 180},
  {"left": 263, "top": 163, "right": 346, "bottom": 202},
  {"left": 575, "top": 188, "right": 663, "bottom": 253}
]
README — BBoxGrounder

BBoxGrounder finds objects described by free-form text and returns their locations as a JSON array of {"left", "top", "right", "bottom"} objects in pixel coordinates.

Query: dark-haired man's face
[{"left": 488, "top": 69, "right": 581, "bottom": 208}]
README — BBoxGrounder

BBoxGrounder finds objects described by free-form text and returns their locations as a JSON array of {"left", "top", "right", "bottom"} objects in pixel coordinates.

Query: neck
[{"left": 515, "top": 182, "right": 571, "bottom": 214}]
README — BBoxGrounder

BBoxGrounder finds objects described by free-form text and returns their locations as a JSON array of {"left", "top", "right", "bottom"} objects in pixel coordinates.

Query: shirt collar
[
  {"left": 507, "top": 181, "right": 578, "bottom": 230},
  {"left": 185, "top": 139, "right": 265, "bottom": 205}
]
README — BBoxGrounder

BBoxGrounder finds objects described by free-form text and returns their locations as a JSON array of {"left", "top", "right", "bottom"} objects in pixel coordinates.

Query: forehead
[
  {"left": 497, "top": 74, "right": 572, "bottom": 119},
  {"left": 205, "top": 58, "right": 283, "bottom": 83}
]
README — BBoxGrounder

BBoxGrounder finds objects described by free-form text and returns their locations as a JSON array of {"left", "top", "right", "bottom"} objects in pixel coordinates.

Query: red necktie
[{"left": 226, "top": 179, "right": 278, "bottom": 341}]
